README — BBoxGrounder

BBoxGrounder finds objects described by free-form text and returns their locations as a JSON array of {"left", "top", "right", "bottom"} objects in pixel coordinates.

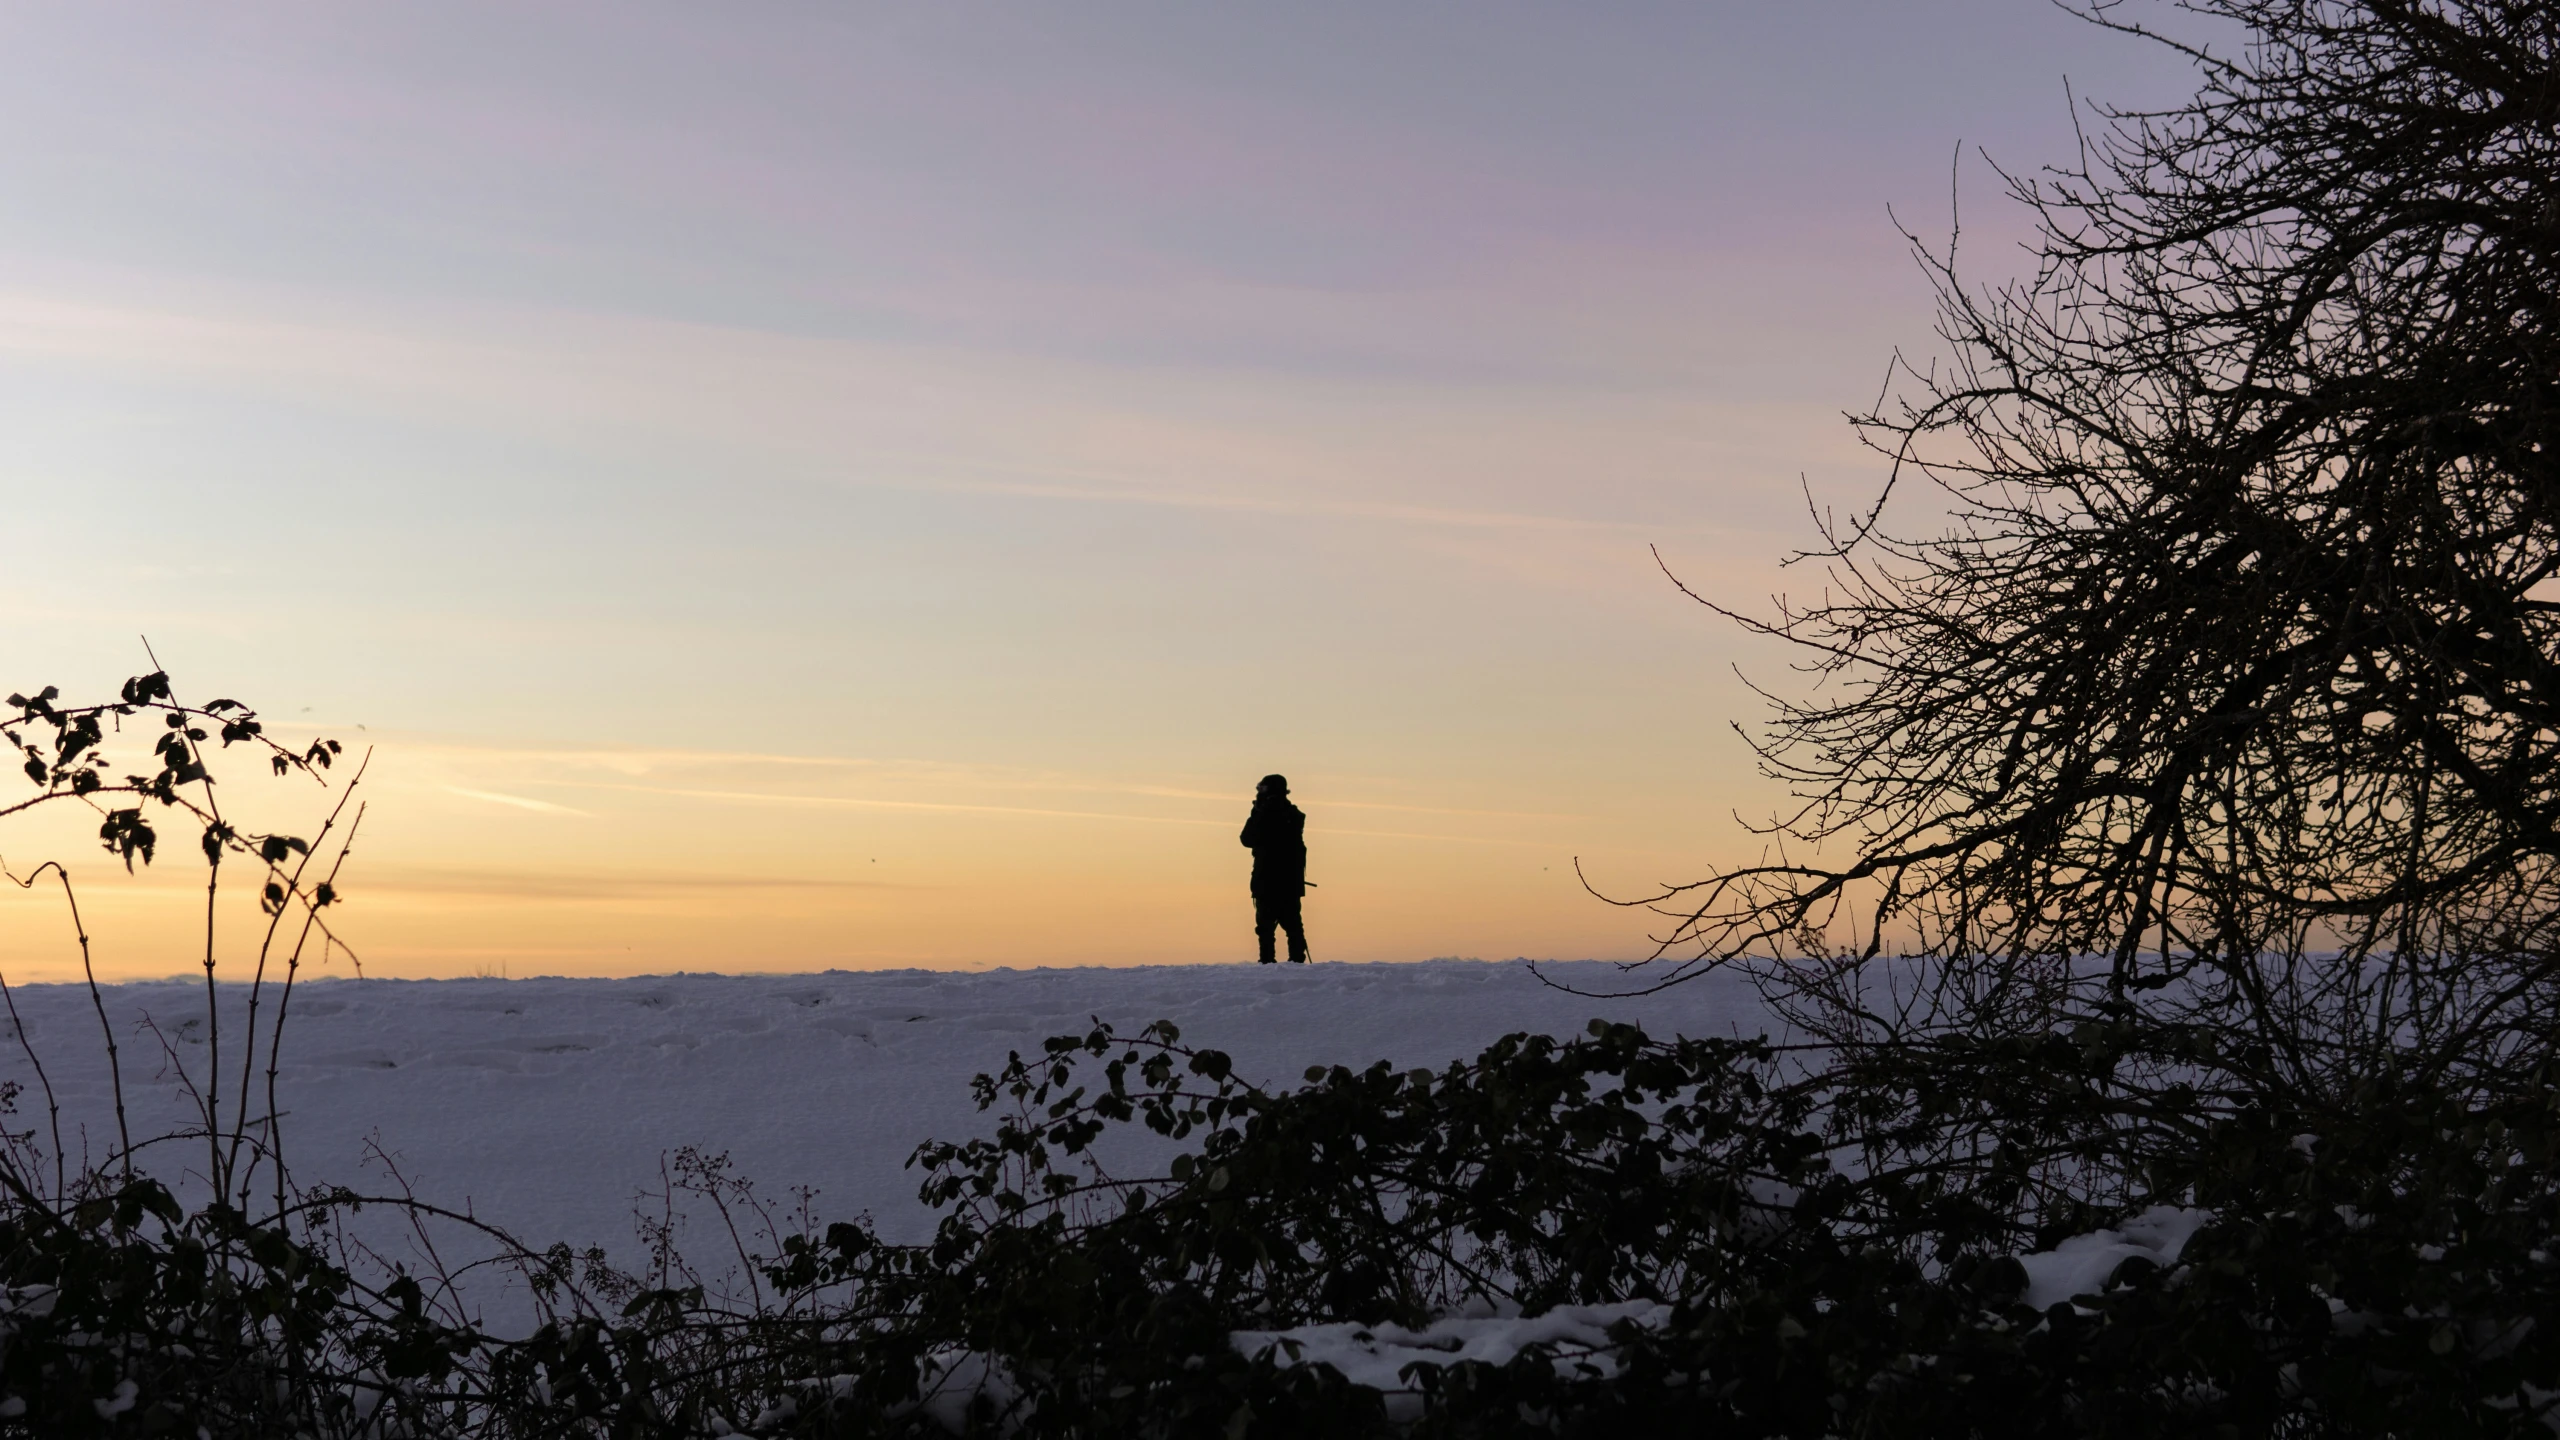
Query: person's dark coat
[{"left": 1239, "top": 796, "right": 1306, "bottom": 897}]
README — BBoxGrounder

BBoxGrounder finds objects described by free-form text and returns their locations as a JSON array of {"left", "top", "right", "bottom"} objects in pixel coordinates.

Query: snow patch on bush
[
  {"left": 899, "top": 1348, "right": 1025, "bottom": 1436},
  {"left": 2017, "top": 1205, "right": 2212, "bottom": 1310},
  {"left": 1234, "top": 1300, "right": 1673, "bottom": 1419}
]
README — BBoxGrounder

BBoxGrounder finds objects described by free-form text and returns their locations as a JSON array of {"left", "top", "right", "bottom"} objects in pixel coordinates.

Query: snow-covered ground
[
  {"left": 2, "top": 959, "right": 2234, "bottom": 1410},
  {"left": 0, "top": 960, "right": 1770, "bottom": 1257}
]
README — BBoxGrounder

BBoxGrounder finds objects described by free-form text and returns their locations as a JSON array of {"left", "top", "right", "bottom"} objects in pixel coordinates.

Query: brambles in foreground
[
  {"left": 820, "top": 1018, "right": 2560, "bottom": 1437},
  {"left": 3, "top": 1017, "right": 2556, "bottom": 1437},
  {"left": 3, "top": 671, "right": 345, "bottom": 877},
  {"left": 2, "top": 665, "right": 361, "bottom": 1212}
]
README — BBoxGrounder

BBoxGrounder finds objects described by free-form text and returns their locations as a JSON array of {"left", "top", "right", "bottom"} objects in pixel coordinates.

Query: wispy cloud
[
  {"left": 358, "top": 867, "right": 917, "bottom": 901},
  {"left": 406, "top": 742, "right": 1581, "bottom": 821},
  {"left": 1310, "top": 827, "right": 1559, "bottom": 848},
  {"left": 0, "top": 285, "right": 1780, "bottom": 545},
  {"left": 525, "top": 780, "right": 1561, "bottom": 847},
  {"left": 1126, "top": 783, "right": 1581, "bottom": 821},
  {"left": 894, "top": 470, "right": 1700, "bottom": 536},
  {"left": 556, "top": 780, "right": 1229, "bottom": 827},
  {"left": 442, "top": 786, "right": 591, "bottom": 817}
]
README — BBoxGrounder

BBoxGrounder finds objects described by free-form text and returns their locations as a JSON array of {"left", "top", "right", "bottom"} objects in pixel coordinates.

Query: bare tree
[{"left": 1613, "top": 0, "right": 2560, "bottom": 1097}]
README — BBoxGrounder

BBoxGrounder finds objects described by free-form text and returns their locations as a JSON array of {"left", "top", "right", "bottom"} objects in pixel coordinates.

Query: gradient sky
[{"left": 0, "top": 3, "right": 2197, "bottom": 980}]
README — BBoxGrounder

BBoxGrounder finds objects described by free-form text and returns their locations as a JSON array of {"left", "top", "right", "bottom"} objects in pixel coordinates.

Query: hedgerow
[{"left": 5, "top": 1001, "right": 2558, "bottom": 1435}]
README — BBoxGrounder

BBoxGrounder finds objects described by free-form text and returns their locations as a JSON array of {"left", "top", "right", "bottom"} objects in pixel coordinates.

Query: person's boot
[{"left": 1258, "top": 937, "right": 1277, "bottom": 964}]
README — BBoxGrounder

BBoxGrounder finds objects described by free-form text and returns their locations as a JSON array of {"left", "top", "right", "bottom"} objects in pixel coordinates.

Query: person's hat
[{"left": 1258, "top": 774, "right": 1289, "bottom": 793}]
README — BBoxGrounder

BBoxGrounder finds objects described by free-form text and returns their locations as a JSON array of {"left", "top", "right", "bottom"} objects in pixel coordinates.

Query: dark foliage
[
  {"left": 13, "top": 1015, "right": 2550, "bottom": 1436},
  {"left": 798, "top": 1018, "right": 2560, "bottom": 1437}
]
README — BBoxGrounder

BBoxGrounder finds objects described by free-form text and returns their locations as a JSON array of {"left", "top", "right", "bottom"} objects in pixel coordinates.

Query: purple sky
[{"left": 0, "top": 2, "right": 2202, "bottom": 976}]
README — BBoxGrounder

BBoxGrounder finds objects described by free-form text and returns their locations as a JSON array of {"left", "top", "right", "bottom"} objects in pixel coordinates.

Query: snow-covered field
[
  {"left": 0, "top": 960, "right": 1769, "bottom": 1256},
  {"left": 1, "top": 959, "right": 2227, "bottom": 1411}
]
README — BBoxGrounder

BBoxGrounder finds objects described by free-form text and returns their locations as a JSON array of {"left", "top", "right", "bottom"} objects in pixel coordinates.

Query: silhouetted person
[{"left": 1240, "top": 773, "right": 1308, "bottom": 963}]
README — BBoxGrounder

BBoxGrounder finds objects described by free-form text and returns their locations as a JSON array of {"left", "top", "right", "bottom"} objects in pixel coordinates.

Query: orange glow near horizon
[
  {"left": 1, "top": 723, "right": 1788, "bottom": 982},
  {"left": 0, "top": 6, "right": 2198, "bottom": 980}
]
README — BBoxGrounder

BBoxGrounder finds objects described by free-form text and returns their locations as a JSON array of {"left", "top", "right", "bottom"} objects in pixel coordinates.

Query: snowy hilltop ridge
[{"left": 0, "top": 959, "right": 1766, "bottom": 1252}]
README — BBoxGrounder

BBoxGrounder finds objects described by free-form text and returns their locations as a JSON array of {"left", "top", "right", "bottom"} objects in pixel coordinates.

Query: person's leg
[
  {"left": 1282, "top": 901, "right": 1308, "bottom": 963},
  {"left": 1254, "top": 899, "right": 1278, "bottom": 964}
]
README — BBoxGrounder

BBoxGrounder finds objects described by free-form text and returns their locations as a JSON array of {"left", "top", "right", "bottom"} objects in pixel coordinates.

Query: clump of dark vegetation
[
  {"left": 5, "top": 0, "right": 2557, "bottom": 1433},
  {"left": 5, "top": 969, "right": 2557, "bottom": 1435}
]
